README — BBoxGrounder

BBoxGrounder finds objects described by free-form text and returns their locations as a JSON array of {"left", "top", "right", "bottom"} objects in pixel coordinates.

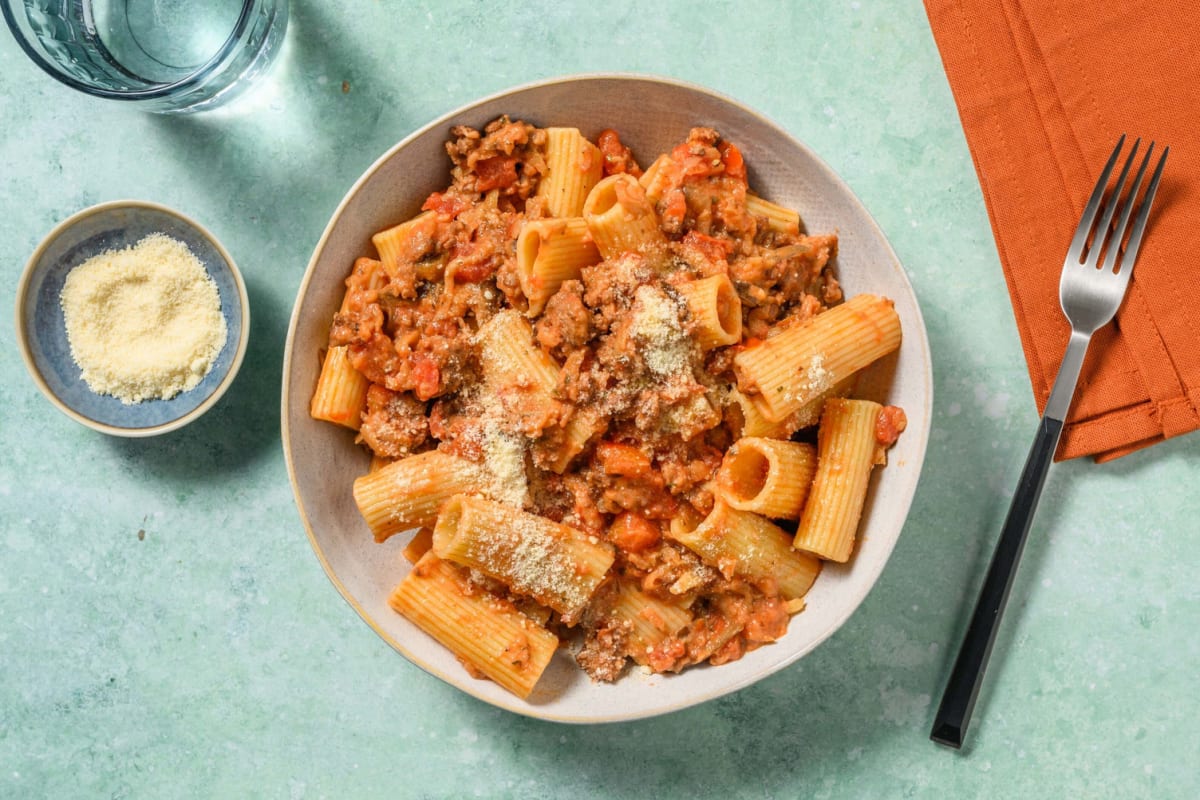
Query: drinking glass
[{"left": 2, "top": 0, "right": 288, "bottom": 113}]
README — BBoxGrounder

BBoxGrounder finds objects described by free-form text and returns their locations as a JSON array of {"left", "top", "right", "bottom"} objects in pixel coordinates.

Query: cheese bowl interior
[{"left": 281, "top": 74, "right": 932, "bottom": 722}]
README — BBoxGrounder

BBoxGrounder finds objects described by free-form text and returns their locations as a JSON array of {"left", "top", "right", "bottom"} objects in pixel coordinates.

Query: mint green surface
[{"left": 2, "top": 2, "right": 1197, "bottom": 798}]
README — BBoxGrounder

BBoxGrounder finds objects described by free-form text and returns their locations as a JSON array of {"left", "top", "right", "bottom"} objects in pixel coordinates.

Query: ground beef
[
  {"left": 445, "top": 116, "right": 548, "bottom": 204},
  {"left": 575, "top": 617, "right": 633, "bottom": 682},
  {"left": 534, "top": 279, "right": 592, "bottom": 358},
  {"left": 358, "top": 385, "right": 429, "bottom": 458}
]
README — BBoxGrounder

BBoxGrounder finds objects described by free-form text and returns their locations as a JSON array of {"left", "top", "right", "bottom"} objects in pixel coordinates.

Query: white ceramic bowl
[
  {"left": 282, "top": 74, "right": 932, "bottom": 722},
  {"left": 16, "top": 200, "right": 250, "bottom": 437}
]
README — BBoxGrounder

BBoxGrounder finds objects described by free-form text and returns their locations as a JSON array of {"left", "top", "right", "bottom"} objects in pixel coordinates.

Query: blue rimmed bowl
[{"left": 15, "top": 200, "right": 250, "bottom": 437}]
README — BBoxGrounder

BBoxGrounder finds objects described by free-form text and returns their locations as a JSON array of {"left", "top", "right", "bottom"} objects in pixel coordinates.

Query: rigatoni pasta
[
  {"left": 608, "top": 580, "right": 694, "bottom": 666},
  {"left": 745, "top": 193, "right": 802, "bottom": 235},
  {"left": 432, "top": 494, "right": 614, "bottom": 622},
  {"left": 371, "top": 210, "right": 438, "bottom": 277},
  {"left": 311, "top": 116, "right": 906, "bottom": 698},
  {"left": 309, "top": 345, "right": 369, "bottom": 430},
  {"left": 536, "top": 127, "right": 604, "bottom": 217},
  {"left": 677, "top": 274, "right": 742, "bottom": 350},
  {"left": 388, "top": 553, "right": 559, "bottom": 699},
  {"left": 582, "top": 173, "right": 668, "bottom": 260},
  {"left": 793, "top": 398, "right": 886, "bottom": 562},
  {"left": 716, "top": 438, "right": 818, "bottom": 520},
  {"left": 667, "top": 500, "right": 821, "bottom": 600},
  {"left": 733, "top": 293, "right": 901, "bottom": 423},
  {"left": 516, "top": 217, "right": 601, "bottom": 316},
  {"left": 353, "top": 451, "right": 482, "bottom": 542}
]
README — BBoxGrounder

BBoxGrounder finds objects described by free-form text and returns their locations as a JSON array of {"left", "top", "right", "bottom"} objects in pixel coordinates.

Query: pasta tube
[
  {"left": 309, "top": 345, "right": 369, "bottom": 430},
  {"left": 432, "top": 495, "right": 615, "bottom": 623},
  {"left": 745, "top": 194, "right": 801, "bottom": 236},
  {"left": 371, "top": 210, "right": 438, "bottom": 277},
  {"left": 543, "top": 405, "right": 608, "bottom": 475},
  {"left": 353, "top": 451, "right": 483, "bottom": 542},
  {"left": 638, "top": 154, "right": 673, "bottom": 204},
  {"left": 609, "top": 580, "right": 693, "bottom": 665},
  {"left": 677, "top": 274, "right": 742, "bottom": 350},
  {"left": 516, "top": 217, "right": 601, "bottom": 316},
  {"left": 667, "top": 501, "right": 821, "bottom": 599},
  {"left": 582, "top": 173, "right": 668, "bottom": 260},
  {"left": 733, "top": 294, "right": 901, "bottom": 423},
  {"left": 389, "top": 553, "right": 559, "bottom": 699},
  {"left": 535, "top": 127, "right": 604, "bottom": 218},
  {"left": 793, "top": 398, "right": 883, "bottom": 562},
  {"left": 716, "top": 438, "right": 818, "bottom": 520},
  {"left": 475, "top": 310, "right": 559, "bottom": 396},
  {"left": 727, "top": 389, "right": 797, "bottom": 439},
  {"left": 474, "top": 309, "right": 563, "bottom": 435}
]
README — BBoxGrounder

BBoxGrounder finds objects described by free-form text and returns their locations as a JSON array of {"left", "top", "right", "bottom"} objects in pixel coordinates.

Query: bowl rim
[
  {"left": 281, "top": 71, "right": 934, "bottom": 722},
  {"left": 14, "top": 198, "right": 252, "bottom": 437}
]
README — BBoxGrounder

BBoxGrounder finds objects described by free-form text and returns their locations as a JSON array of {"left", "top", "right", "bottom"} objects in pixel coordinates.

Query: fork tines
[{"left": 1070, "top": 135, "right": 1169, "bottom": 274}]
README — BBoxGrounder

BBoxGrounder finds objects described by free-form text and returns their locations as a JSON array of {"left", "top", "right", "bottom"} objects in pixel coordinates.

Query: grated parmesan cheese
[
  {"left": 781, "top": 353, "right": 833, "bottom": 406},
  {"left": 477, "top": 516, "right": 586, "bottom": 613},
  {"left": 59, "top": 233, "right": 227, "bottom": 404},
  {"left": 455, "top": 383, "right": 531, "bottom": 509},
  {"left": 802, "top": 353, "right": 833, "bottom": 394},
  {"left": 481, "top": 425, "right": 529, "bottom": 509},
  {"left": 630, "top": 285, "right": 690, "bottom": 377}
]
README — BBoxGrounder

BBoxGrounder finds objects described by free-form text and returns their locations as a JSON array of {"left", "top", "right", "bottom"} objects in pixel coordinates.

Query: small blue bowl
[{"left": 15, "top": 200, "right": 250, "bottom": 436}]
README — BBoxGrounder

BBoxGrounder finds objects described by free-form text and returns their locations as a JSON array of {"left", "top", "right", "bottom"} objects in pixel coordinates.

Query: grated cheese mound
[
  {"left": 630, "top": 285, "right": 690, "bottom": 377},
  {"left": 481, "top": 424, "right": 529, "bottom": 508},
  {"left": 60, "top": 233, "right": 227, "bottom": 404}
]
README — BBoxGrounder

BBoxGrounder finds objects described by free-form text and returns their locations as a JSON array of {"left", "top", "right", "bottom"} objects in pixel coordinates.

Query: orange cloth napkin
[{"left": 924, "top": 0, "right": 1200, "bottom": 461}]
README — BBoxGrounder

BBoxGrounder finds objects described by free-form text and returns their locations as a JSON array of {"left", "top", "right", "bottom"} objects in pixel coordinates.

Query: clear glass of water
[{"left": 2, "top": 0, "right": 288, "bottom": 113}]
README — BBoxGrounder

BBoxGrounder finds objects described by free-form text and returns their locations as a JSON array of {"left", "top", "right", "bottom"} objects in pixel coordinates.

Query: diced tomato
[
  {"left": 410, "top": 353, "right": 441, "bottom": 401},
  {"left": 474, "top": 156, "right": 519, "bottom": 191},
  {"left": 421, "top": 191, "right": 468, "bottom": 218},
  {"left": 670, "top": 142, "right": 728, "bottom": 181},
  {"left": 718, "top": 141, "right": 746, "bottom": 182},
  {"left": 681, "top": 230, "right": 735, "bottom": 263},
  {"left": 736, "top": 337, "right": 763, "bottom": 352},
  {"left": 608, "top": 511, "right": 661, "bottom": 554},
  {"left": 597, "top": 129, "right": 642, "bottom": 177},
  {"left": 875, "top": 405, "right": 908, "bottom": 447},
  {"left": 596, "top": 441, "right": 652, "bottom": 477},
  {"left": 661, "top": 188, "right": 688, "bottom": 229},
  {"left": 452, "top": 259, "right": 495, "bottom": 283}
]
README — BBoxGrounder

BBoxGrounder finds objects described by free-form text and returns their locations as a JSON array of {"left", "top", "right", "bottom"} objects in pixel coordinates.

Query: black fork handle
[{"left": 930, "top": 415, "right": 1064, "bottom": 749}]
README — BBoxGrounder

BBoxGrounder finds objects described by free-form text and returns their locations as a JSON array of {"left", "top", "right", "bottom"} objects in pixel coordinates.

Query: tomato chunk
[
  {"left": 875, "top": 405, "right": 908, "bottom": 447},
  {"left": 596, "top": 441, "right": 653, "bottom": 477},
  {"left": 608, "top": 511, "right": 661, "bottom": 554},
  {"left": 718, "top": 141, "right": 746, "bottom": 182},
  {"left": 410, "top": 353, "right": 441, "bottom": 401},
  {"left": 421, "top": 191, "right": 469, "bottom": 218},
  {"left": 474, "top": 156, "right": 519, "bottom": 191},
  {"left": 597, "top": 129, "right": 642, "bottom": 177}
]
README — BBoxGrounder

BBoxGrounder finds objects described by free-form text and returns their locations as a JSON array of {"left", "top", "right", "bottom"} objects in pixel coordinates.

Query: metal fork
[{"left": 930, "top": 136, "right": 1169, "bottom": 749}]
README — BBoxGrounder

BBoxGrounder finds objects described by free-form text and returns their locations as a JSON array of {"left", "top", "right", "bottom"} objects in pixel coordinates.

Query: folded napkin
[{"left": 924, "top": 0, "right": 1200, "bottom": 461}]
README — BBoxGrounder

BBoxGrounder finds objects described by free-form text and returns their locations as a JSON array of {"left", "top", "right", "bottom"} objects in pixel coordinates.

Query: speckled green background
[{"left": 2, "top": 2, "right": 1197, "bottom": 798}]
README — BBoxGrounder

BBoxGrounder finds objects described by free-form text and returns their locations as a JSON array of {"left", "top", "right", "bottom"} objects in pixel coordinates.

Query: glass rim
[{"left": 1, "top": 0, "right": 260, "bottom": 103}]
